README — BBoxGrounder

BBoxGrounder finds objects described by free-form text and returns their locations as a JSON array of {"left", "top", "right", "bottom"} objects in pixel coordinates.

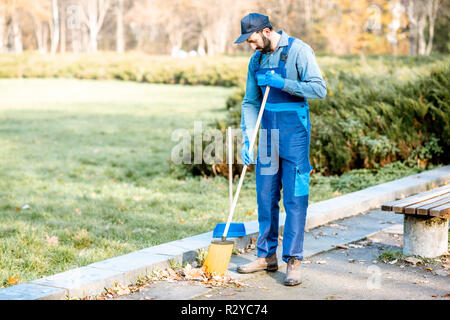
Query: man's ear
[{"left": 262, "top": 27, "right": 272, "bottom": 37}]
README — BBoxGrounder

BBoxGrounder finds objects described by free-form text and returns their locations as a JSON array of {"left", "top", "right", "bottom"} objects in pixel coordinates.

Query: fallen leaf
[
  {"left": 424, "top": 267, "right": 433, "bottom": 272},
  {"left": 7, "top": 275, "right": 19, "bottom": 285},
  {"left": 404, "top": 257, "right": 422, "bottom": 266}
]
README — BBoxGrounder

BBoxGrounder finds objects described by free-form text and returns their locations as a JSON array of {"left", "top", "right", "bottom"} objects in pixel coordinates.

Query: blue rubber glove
[
  {"left": 264, "top": 71, "right": 285, "bottom": 89},
  {"left": 241, "top": 141, "right": 255, "bottom": 166}
]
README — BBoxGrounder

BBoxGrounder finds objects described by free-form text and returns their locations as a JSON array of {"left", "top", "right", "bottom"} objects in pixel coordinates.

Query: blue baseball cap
[{"left": 234, "top": 13, "right": 272, "bottom": 44}]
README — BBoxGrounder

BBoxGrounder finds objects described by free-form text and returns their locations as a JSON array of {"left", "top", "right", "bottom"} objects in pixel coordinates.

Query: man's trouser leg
[
  {"left": 279, "top": 110, "right": 311, "bottom": 263},
  {"left": 255, "top": 122, "right": 282, "bottom": 259}
]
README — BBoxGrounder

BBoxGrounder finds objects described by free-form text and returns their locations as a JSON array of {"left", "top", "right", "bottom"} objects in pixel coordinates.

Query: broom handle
[{"left": 222, "top": 83, "right": 272, "bottom": 241}]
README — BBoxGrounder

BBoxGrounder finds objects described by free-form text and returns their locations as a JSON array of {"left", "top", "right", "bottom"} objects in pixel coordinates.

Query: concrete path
[
  {"left": 112, "top": 208, "right": 449, "bottom": 300},
  {"left": 195, "top": 230, "right": 450, "bottom": 300}
]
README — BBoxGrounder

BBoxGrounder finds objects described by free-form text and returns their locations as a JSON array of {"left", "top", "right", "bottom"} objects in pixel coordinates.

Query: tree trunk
[
  {"left": 60, "top": 0, "right": 66, "bottom": 53},
  {"left": 50, "top": 0, "right": 60, "bottom": 54},
  {"left": 425, "top": 0, "right": 440, "bottom": 55},
  {"left": 0, "top": 4, "right": 5, "bottom": 53},
  {"left": 11, "top": 12, "right": 23, "bottom": 53},
  {"left": 43, "top": 23, "right": 49, "bottom": 53},
  {"left": 197, "top": 32, "right": 205, "bottom": 56},
  {"left": 83, "top": 0, "right": 111, "bottom": 53},
  {"left": 33, "top": 18, "right": 45, "bottom": 53},
  {"left": 417, "top": 13, "right": 426, "bottom": 55},
  {"left": 116, "top": 0, "right": 124, "bottom": 53},
  {"left": 407, "top": 0, "right": 418, "bottom": 56},
  {"left": 71, "top": 28, "right": 81, "bottom": 53},
  {"left": 87, "top": 0, "right": 98, "bottom": 52}
]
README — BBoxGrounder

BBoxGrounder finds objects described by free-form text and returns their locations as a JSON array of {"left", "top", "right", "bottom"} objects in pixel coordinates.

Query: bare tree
[
  {"left": 79, "top": 0, "right": 111, "bottom": 52},
  {"left": 11, "top": 3, "right": 23, "bottom": 53},
  {"left": 0, "top": 0, "right": 6, "bottom": 52},
  {"left": 49, "top": 0, "right": 59, "bottom": 53},
  {"left": 407, "top": 0, "right": 426, "bottom": 55},
  {"left": 59, "top": 0, "right": 66, "bottom": 53},
  {"left": 425, "top": 0, "right": 440, "bottom": 55},
  {"left": 192, "top": 0, "right": 238, "bottom": 55},
  {"left": 115, "top": 0, "right": 124, "bottom": 52},
  {"left": 126, "top": 0, "right": 162, "bottom": 51}
]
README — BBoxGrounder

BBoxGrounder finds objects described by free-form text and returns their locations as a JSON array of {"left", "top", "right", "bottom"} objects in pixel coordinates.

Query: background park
[{"left": 0, "top": 0, "right": 448, "bottom": 292}]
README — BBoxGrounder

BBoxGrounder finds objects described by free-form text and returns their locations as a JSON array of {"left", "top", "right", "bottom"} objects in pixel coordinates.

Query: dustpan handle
[{"left": 222, "top": 83, "right": 272, "bottom": 241}]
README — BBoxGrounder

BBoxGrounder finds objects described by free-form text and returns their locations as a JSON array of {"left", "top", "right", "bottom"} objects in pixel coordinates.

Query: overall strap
[
  {"left": 278, "top": 37, "right": 295, "bottom": 69},
  {"left": 252, "top": 51, "right": 262, "bottom": 73}
]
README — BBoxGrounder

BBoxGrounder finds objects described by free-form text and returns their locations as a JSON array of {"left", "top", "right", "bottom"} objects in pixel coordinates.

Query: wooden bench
[{"left": 381, "top": 184, "right": 449, "bottom": 258}]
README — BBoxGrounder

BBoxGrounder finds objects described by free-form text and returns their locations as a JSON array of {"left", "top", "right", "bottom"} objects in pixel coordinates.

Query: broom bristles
[{"left": 201, "top": 241, "right": 234, "bottom": 276}]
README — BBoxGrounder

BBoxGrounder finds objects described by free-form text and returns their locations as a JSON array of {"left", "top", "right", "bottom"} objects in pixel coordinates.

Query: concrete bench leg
[{"left": 403, "top": 215, "right": 449, "bottom": 258}]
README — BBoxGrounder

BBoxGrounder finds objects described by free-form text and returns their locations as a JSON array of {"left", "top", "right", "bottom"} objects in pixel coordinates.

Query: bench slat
[
  {"left": 392, "top": 186, "right": 450, "bottom": 213},
  {"left": 429, "top": 202, "right": 450, "bottom": 217},
  {"left": 416, "top": 196, "right": 450, "bottom": 215},
  {"left": 404, "top": 193, "right": 450, "bottom": 214},
  {"left": 381, "top": 184, "right": 450, "bottom": 212}
]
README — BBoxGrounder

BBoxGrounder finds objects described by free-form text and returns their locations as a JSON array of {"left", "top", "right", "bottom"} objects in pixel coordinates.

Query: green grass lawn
[{"left": 0, "top": 78, "right": 432, "bottom": 287}]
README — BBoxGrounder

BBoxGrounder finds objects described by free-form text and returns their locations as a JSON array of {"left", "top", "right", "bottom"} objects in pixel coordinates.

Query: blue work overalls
[{"left": 253, "top": 37, "right": 312, "bottom": 263}]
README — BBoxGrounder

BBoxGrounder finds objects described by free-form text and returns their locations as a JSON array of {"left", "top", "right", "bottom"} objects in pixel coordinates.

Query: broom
[{"left": 202, "top": 77, "right": 273, "bottom": 276}]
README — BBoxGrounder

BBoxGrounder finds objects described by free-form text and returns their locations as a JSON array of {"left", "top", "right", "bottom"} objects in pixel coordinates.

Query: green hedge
[
  {"left": 0, "top": 51, "right": 248, "bottom": 87},
  {"left": 2, "top": 52, "right": 448, "bottom": 175}
]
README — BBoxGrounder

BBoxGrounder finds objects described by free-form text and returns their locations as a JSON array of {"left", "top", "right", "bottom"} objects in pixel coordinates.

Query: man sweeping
[{"left": 235, "top": 13, "right": 327, "bottom": 286}]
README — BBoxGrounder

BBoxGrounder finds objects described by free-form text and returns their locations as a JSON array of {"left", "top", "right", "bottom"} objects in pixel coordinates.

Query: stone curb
[{"left": 0, "top": 166, "right": 448, "bottom": 300}]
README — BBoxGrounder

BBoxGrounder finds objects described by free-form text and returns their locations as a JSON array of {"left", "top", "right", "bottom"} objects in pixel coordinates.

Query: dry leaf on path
[{"left": 404, "top": 257, "right": 422, "bottom": 266}]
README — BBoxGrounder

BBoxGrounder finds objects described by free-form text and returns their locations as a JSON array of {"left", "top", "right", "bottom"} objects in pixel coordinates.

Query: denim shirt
[{"left": 240, "top": 30, "right": 327, "bottom": 144}]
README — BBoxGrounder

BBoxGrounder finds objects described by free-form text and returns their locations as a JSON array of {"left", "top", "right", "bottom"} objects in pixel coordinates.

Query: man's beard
[{"left": 258, "top": 34, "right": 272, "bottom": 54}]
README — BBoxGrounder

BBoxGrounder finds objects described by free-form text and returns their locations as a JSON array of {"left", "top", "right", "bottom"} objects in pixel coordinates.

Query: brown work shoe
[
  {"left": 236, "top": 253, "right": 278, "bottom": 273},
  {"left": 284, "top": 258, "right": 302, "bottom": 286}
]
